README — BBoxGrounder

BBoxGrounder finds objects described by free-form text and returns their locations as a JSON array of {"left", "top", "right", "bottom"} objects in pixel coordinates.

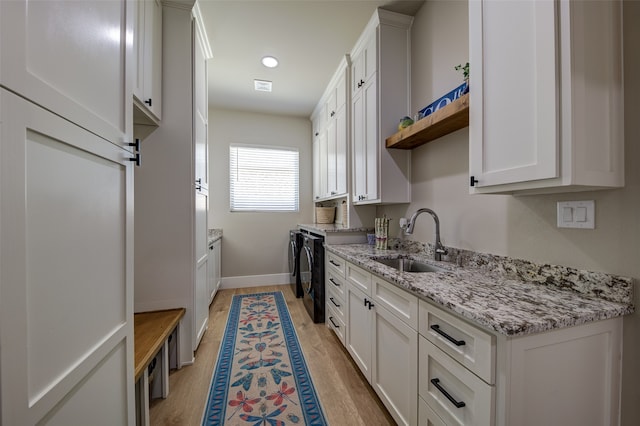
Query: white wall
[
  {"left": 377, "top": 1, "right": 640, "bottom": 424},
  {"left": 208, "top": 108, "right": 313, "bottom": 281}
]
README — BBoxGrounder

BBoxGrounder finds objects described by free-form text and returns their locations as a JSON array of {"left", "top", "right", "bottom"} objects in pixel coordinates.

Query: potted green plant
[{"left": 455, "top": 62, "right": 469, "bottom": 93}]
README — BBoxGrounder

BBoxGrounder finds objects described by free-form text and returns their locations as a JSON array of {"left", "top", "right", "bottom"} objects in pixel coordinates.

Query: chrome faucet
[{"left": 404, "top": 208, "right": 448, "bottom": 261}]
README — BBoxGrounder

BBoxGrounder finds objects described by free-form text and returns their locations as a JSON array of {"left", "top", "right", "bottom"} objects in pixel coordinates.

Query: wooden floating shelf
[{"left": 386, "top": 93, "right": 470, "bottom": 150}]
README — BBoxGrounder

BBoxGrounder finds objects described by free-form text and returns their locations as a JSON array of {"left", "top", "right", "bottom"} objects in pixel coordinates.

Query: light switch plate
[{"left": 557, "top": 200, "right": 595, "bottom": 229}]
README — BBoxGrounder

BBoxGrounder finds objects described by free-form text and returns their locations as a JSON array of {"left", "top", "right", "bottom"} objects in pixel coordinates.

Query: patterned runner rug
[{"left": 202, "top": 291, "right": 328, "bottom": 425}]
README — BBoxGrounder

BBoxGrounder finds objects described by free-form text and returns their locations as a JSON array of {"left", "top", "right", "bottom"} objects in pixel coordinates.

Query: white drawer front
[
  {"left": 419, "top": 337, "right": 494, "bottom": 426},
  {"left": 373, "top": 277, "right": 418, "bottom": 330},
  {"left": 326, "top": 304, "right": 346, "bottom": 346},
  {"left": 326, "top": 285, "right": 345, "bottom": 319},
  {"left": 326, "top": 270, "right": 346, "bottom": 301},
  {"left": 346, "top": 262, "right": 371, "bottom": 295},
  {"left": 419, "top": 396, "right": 447, "bottom": 426},
  {"left": 419, "top": 300, "right": 495, "bottom": 384},
  {"left": 326, "top": 251, "right": 346, "bottom": 278}
]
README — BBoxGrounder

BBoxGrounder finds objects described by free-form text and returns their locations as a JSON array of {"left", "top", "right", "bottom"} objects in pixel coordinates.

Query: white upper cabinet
[
  {"left": 469, "top": 0, "right": 624, "bottom": 194},
  {"left": 133, "top": 0, "right": 162, "bottom": 124},
  {"left": 0, "top": 0, "right": 133, "bottom": 148},
  {"left": 351, "top": 9, "right": 412, "bottom": 205},
  {"left": 312, "top": 56, "right": 349, "bottom": 201}
]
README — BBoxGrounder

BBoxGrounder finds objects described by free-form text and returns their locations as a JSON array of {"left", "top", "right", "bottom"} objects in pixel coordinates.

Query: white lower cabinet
[
  {"left": 344, "top": 262, "right": 419, "bottom": 426},
  {"left": 328, "top": 251, "right": 624, "bottom": 426}
]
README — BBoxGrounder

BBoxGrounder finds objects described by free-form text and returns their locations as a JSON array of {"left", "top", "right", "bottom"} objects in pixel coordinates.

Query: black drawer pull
[
  {"left": 329, "top": 260, "right": 341, "bottom": 267},
  {"left": 431, "top": 378, "right": 466, "bottom": 408},
  {"left": 330, "top": 297, "right": 340, "bottom": 308},
  {"left": 329, "top": 278, "right": 340, "bottom": 287},
  {"left": 431, "top": 324, "right": 465, "bottom": 346},
  {"left": 329, "top": 316, "right": 339, "bottom": 328}
]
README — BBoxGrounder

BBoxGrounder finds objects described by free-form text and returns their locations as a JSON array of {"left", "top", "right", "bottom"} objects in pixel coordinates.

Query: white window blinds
[{"left": 229, "top": 145, "right": 299, "bottom": 212}]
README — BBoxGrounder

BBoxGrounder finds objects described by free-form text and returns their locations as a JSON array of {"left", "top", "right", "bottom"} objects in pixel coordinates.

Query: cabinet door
[
  {"left": 362, "top": 75, "right": 379, "bottom": 202},
  {"left": 326, "top": 116, "right": 338, "bottom": 196},
  {"left": 313, "top": 135, "right": 322, "bottom": 201},
  {"left": 194, "top": 22, "right": 208, "bottom": 192},
  {"left": 144, "top": 0, "right": 163, "bottom": 119},
  {"left": 372, "top": 304, "right": 418, "bottom": 426},
  {"left": 194, "top": 191, "right": 209, "bottom": 350},
  {"left": 214, "top": 240, "right": 222, "bottom": 291},
  {"left": 335, "top": 105, "right": 348, "bottom": 196},
  {"left": 469, "top": 0, "right": 558, "bottom": 188},
  {"left": 208, "top": 242, "right": 216, "bottom": 304},
  {"left": 346, "top": 284, "right": 372, "bottom": 380},
  {"left": 352, "top": 87, "right": 367, "bottom": 202},
  {"left": 0, "top": 0, "right": 132, "bottom": 147},
  {"left": 352, "top": 58, "right": 379, "bottom": 203},
  {"left": 0, "top": 89, "right": 135, "bottom": 425}
]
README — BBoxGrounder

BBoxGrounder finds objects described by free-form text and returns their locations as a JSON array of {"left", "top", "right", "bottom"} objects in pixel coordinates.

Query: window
[{"left": 229, "top": 145, "right": 299, "bottom": 212}]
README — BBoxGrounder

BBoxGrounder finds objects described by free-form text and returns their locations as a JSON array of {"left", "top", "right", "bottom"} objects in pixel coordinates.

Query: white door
[
  {"left": 193, "top": 20, "right": 209, "bottom": 350},
  {"left": 372, "top": 304, "right": 418, "bottom": 426},
  {"left": 0, "top": 89, "right": 135, "bottom": 425},
  {"left": 351, "top": 88, "right": 366, "bottom": 202},
  {"left": 346, "top": 284, "right": 372, "bottom": 380},
  {"left": 335, "top": 105, "right": 348, "bottom": 196},
  {"left": 469, "top": 0, "right": 558, "bottom": 188}
]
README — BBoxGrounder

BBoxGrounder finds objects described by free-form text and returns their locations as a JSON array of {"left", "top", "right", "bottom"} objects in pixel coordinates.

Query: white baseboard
[{"left": 221, "top": 273, "right": 291, "bottom": 289}]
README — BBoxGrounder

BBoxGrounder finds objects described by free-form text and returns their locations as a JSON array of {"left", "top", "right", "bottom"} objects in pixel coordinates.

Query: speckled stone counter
[
  {"left": 325, "top": 242, "right": 634, "bottom": 337},
  {"left": 208, "top": 228, "right": 222, "bottom": 244}
]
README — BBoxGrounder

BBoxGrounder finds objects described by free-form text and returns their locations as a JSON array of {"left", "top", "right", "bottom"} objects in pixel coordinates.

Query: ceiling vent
[{"left": 254, "top": 80, "right": 272, "bottom": 92}]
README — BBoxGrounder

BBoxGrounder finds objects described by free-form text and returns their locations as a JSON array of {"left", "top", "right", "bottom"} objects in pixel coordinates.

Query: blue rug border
[{"left": 201, "top": 291, "right": 328, "bottom": 425}]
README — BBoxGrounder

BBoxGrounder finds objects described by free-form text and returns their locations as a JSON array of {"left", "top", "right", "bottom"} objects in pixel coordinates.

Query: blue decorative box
[{"left": 418, "top": 82, "right": 469, "bottom": 119}]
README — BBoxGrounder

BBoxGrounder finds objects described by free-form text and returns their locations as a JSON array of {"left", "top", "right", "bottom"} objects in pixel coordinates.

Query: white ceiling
[{"left": 199, "top": 0, "right": 425, "bottom": 118}]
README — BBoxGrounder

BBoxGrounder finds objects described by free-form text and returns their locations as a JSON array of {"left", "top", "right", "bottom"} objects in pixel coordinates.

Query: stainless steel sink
[{"left": 374, "top": 258, "right": 445, "bottom": 273}]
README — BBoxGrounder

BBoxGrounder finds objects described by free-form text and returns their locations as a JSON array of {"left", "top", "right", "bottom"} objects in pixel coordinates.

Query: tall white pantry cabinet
[
  {"left": 134, "top": 2, "right": 212, "bottom": 364},
  {"left": 0, "top": 0, "right": 136, "bottom": 424}
]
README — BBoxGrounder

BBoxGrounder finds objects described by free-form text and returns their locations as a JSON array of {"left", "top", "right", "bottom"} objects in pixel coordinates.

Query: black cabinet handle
[
  {"left": 329, "top": 260, "right": 340, "bottom": 267},
  {"left": 329, "top": 278, "right": 340, "bottom": 287},
  {"left": 126, "top": 139, "right": 140, "bottom": 151},
  {"left": 145, "top": 98, "right": 152, "bottom": 106},
  {"left": 330, "top": 297, "right": 340, "bottom": 308},
  {"left": 430, "top": 324, "right": 466, "bottom": 346},
  {"left": 128, "top": 152, "right": 141, "bottom": 167},
  {"left": 470, "top": 176, "right": 479, "bottom": 187},
  {"left": 330, "top": 111, "right": 335, "bottom": 117},
  {"left": 363, "top": 299, "right": 374, "bottom": 310},
  {"left": 368, "top": 300, "right": 374, "bottom": 310},
  {"left": 431, "top": 378, "right": 466, "bottom": 408},
  {"left": 364, "top": 298, "right": 368, "bottom": 307},
  {"left": 329, "top": 316, "right": 339, "bottom": 328}
]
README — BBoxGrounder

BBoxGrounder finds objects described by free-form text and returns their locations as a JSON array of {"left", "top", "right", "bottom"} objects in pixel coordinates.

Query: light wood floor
[{"left": 149, "top": 285, "right": 396, "bottom": 425}]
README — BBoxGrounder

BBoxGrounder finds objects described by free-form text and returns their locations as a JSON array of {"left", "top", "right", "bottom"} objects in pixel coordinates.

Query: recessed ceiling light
[
  {"left": 254, "top": 79, "right": 273, "bottom": 92},
  {"left": 261, "top": 56, "right": 279, "bottom": 68}
]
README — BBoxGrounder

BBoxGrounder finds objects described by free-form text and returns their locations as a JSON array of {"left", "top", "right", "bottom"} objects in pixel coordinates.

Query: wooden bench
[{"left": 134, "top": 308, "right": 185, "bottom": 426}]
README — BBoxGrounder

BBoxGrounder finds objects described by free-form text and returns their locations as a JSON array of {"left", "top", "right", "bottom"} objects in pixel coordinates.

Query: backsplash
[{"left": 387, "top": 238, "right": 634, "bottom": 306}]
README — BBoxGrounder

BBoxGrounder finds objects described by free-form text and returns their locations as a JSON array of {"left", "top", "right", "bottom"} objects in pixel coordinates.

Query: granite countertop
[
  {"left": 298, "top": 223, "right": 373, "bottom": 234},
  {"left": 208, "top": 228, "right": 223, "bottom": 244},
  {"left": 325, "top": 242, "right": 634, "bottom": 337}
]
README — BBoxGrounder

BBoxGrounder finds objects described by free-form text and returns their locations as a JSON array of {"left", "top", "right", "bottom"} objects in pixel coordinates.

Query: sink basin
[{"left": 374, "top": 258, "right": 445, "bottom": 273}]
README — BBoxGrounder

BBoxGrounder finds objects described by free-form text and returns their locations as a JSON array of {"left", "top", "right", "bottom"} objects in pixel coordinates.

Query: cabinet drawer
[
  {"left": 373, "top": 277, "right": 418, "bottom": 330},
  {"left": 326, "top": 304, "right": 346, "bottom": 346},
  {"left": 326, "top": 285, "right": 345, "bottom": 319},
  {"left": 419, "top": 396, "right": 447, "bottom": 426},
  {"left": 326, "top": 270, "right": 346, "bottom": 301},
  {"left": 419, "top": 337, "right": 494, "bottom": 426},
  {"left": 346, "top": 262, "right": 371, "bottom": 294},
  {"left": 326, "top": 252, "right": 346, "bottom": 278},
  {"left": 419, "top": 300, "right": 495, "bottom": 384}
]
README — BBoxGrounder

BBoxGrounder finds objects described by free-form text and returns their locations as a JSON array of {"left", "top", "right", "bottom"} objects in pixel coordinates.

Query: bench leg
[
  {"left": 135, "top": 370, "right": 150, "bottom": 426},
  {"left": 162, "top": 339, "right": 169, "bottom": 398}
]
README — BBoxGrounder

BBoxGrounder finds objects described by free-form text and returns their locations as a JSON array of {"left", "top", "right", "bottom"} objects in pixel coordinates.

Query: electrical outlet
[{"left": 557, "top": 200, "right": 595, "bottom": 229}]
